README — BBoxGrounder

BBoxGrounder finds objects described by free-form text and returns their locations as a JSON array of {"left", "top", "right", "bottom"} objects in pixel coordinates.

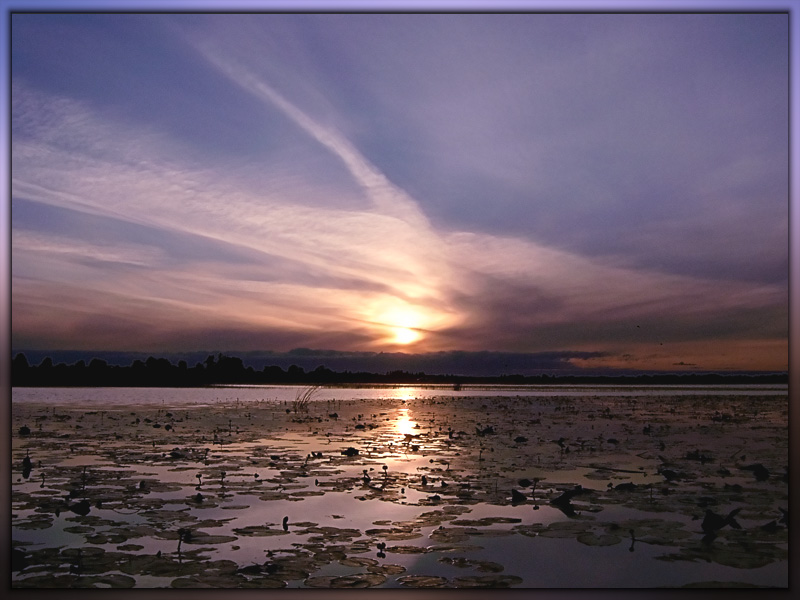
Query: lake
[
  {"left": 11, "top": 382, "right": 789, "bottom": 407},
  {"left": 11, "top": 385, "right": 788, "bottom": 588}
]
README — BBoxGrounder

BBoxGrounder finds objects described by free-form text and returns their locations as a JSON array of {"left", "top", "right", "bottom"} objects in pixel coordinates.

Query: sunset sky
[{"left": 9, "top": 9, "right": 790, "bottom": 373}]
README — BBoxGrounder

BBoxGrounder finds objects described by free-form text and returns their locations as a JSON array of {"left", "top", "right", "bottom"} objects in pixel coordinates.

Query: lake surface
[
  {"left": 11, "top": 385, "right": 788, "bottom": 588},
  {"left": 11, "top": 383, "right": 789, "bottom": 407}
]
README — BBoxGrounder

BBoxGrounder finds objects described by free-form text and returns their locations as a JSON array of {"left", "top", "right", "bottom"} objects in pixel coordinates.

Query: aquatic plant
[
  {"left": 10, "top": 389, "right": 789, "bottom": 589},
  {"left": 293, "top": 386, "right": 320, "bottom": 414},
  {"left": 176, "top": 527, "right": 192, "bottom": 555}
]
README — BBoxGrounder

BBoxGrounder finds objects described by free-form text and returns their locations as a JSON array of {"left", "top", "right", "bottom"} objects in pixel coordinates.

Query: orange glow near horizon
[{"left": 566, "top": 338, "right": 788, "bottom": 372}]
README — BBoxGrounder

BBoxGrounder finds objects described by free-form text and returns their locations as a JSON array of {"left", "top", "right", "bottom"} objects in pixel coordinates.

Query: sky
[{"left": 8, "top": 8, "right": 791, "bottom": 374}]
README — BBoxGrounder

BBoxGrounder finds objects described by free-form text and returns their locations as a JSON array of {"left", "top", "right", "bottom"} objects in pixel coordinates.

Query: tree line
[{"left": 10, "top": 352, "right": 788, "bottom": 387}]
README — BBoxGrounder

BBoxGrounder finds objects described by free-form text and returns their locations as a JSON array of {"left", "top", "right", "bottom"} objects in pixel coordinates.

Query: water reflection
[
  {"left": 12, "top": 383, "right": 788, "bottom": 407},
  {"left": 394, "top": 387, "right": 417, "bottom": 402},
  {"left": 394, "top": 407, "right": 419, "bottom": 438},
  {"left": 12, "top": 387, "right": 789, "bottom": 588}
]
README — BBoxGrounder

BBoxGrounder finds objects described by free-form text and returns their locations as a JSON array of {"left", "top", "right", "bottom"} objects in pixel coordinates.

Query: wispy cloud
[
  {"left": 11, "top": 79, "right": 464, "bottom": 347},
  {"left": 12, "top": 230, "right": 164, "bottom": 268},
  {"left": 12, "top": 75, "right": 785, "bottom": 365},
  {"left": 10, "top": 14, "right": 787, "bottom": 372}
]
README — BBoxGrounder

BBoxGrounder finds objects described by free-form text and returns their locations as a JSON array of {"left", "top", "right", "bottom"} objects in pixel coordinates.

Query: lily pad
[
  {"left": 303, "top": 526, "right": 362, "bottom": 542},
  {"left": 61, "top": 547, "right": 106, "bottom": 558},
  {"left": 367, "top": 563, "right": 406, "bottom": 575},
  {"left": 429, "top": 527, "right": 470, "bottom": 543},
  {"left": 386, "top": 545, "right": 430, "bottom": 554},
  {"left": 576, "top": 532, "right": 622, "bottom": 546},
  {"left": 396, "top": 575, "right": 450, "bottom": 588},
  {"left": 63, "top": 525, "right": 94, "bottom": 534},
  {"left": 184, "top": 533, "right": 239, "bottom": 545},
  {"left": 439, "top": 557, "right": 504, "bottom": 572},
  {"left": 450, "top": 517, "right": 522, "bottom": 526},
  {"left": 453, "top": 574, "right": 523, "bottom": 588},
  {"left": 89, "top": 573, "right": 137, "bottom": 587},
  {"left": 304, "top": 573, "right": 386, "bottom": 588},
  {"left": 427, "top": 544, "right": 484, "bottom": 553},
  {"left": 238, "top": 576, "right": 287, "bottom": 588},
  {"left": 657, "top": 535, "right": 788, "bottom": 569},
  {"left": 538, "top": 520, "right": 592, "bottom": 539},
  {"left": 17, "top": 518, "right": 54, "bottom": 530},
  {"left": 233, "top": 525, "right": 289, "bottom": 537},
  {"left": 338, "top": 556, "right": 379, "bottom": 568},
  {"left": 171, "top": 568, "right": 245, "bottom": 588}
]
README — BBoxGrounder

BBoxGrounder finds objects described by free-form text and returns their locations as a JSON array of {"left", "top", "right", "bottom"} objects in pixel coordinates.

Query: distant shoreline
[{"left": 11, "top": 352, "right": 788, "bottom": 388}]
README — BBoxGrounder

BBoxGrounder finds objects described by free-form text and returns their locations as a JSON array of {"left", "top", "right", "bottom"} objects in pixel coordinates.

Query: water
[
  {"left": 11, "top": 383, "right": 788, "bottom": 407},
  {"left": 11, "top": 385, "right": 788, "bottom": 588}
]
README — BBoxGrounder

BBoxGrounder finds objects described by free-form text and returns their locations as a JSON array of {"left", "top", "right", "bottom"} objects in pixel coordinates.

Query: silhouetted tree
[
  {"left": 13, "top": 353, "right": 29, "bottom": 370},
  {"left": 9, "top": 351, "right": 788, "bottom": 387},
  {"left": 12, "top": 354, "right": 31, "bottom": 386},
  {"left": 216, "top": 355, "right": 246, "bottom": 383},
  {"left": 262, "top": 365, "right": 286, "bottom": 383},
  {"left": 309, "top": 365, "right": 334, "bottom": 383}
]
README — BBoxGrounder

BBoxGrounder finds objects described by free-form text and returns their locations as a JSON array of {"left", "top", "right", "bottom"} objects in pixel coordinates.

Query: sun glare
[
  {"left": 395, "top": 408, "right": 418, "bottom": 437},
  {"left": 363, "top": 296, "right": 461, "bottom": 348},
  {"left": 394, "top": 326, "right": 421, "bottom": 345},
  {"left": 376, "top": 303, "right": 428, "bottom": 345}
]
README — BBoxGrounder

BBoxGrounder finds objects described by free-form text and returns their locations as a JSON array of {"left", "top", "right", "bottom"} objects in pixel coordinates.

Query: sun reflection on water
[
  {"left": 395, "top": 387, "right": 417, "bottom": 402},
  {"left": 394, "top": 406, "right": 418, "bottom": 437}
]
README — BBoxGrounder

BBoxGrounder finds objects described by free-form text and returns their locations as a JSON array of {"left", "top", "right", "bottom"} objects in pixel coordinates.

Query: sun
[
  {"left": 377, "top": 303, "right": 427, "bottom": 345},
  {"left": 363, "top": 297, "right": 455, "bottom": 348},
  {"left": 393, "top": 326, "right": 421, "bottom": 345}
]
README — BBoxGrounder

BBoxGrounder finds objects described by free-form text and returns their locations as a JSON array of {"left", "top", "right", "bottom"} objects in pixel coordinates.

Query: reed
[{"left": 292, "top": 386, "right": 320, "bottom": 414}]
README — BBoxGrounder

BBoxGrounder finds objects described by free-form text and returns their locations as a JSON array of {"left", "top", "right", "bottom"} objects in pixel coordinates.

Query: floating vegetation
[
  {"left": 396, "top": 575, "right": 450, "bottom": 588},
  {"left": 15, "top": 515, "right": 54, "bottom": 530},
  {"left": 14, "top": 573, "right": 137, "bottom": 588},
  {"left": 305, "top": 573, "right": 387, "bottom": 588},
  {"left": 11, "top": 391, "right": 788, "bottom": 588},
  {"left": 429, "top": 527, "right": 471, "bottom": 544},
  {"left": 656, "top": 530, "right": 789, "bottom": 569},
  {"left": 453, "top": 575, "right": 524, "bottom": 588},
  {"left": 576, "top": 531, "right": 623, "bottom": 547},
  {"left": 439, "top": 556, "right": 504, "bottom": 572},
  {"left": 303, "top": 526, "right": 362, "bottom": 543},
  {"left": 365, "top": 527, "right": 422, "bottom": 541},
  {"left": 367, "top": 563, "right": 406, "bottom": 575},
  {"left": 536, "top": 520, "right": 593, "bottom": 538},
  {"left": 427, "top": 544, "right": 484, "bottom": 554},
  {"left": 449, "top": 516, "right": 522, "bottom": 526},
  {"left": 232, "top": 525, "right": 291, "bottom": 537},
  {"left": 387, "top": 545, "right": 431, "bottom": 555}
]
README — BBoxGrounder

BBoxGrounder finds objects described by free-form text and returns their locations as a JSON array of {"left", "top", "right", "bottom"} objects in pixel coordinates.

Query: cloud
[
  {"left": 291, "top": 14, "right": 787, "bottom": 285},
  {"left": 12, "top": 229, "right": 164, "bottom": 269},
  {"left": 10, "top": 23, "right": 787, "bottom": 371},
  {"left": 11, "top": 82, "right": 464, "bottom": 349}
]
